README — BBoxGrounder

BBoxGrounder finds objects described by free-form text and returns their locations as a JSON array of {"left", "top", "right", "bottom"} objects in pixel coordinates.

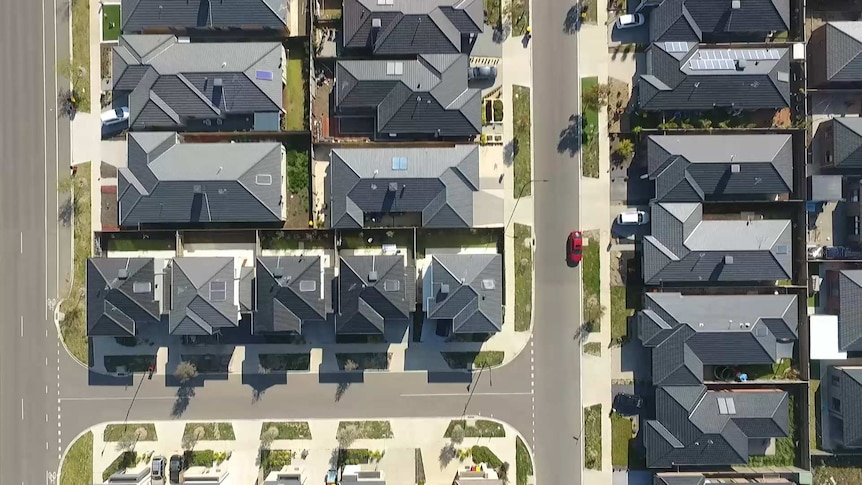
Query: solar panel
[
  {"left": 299, "top": 280, "right": 316, "bottom": 292},
  {"left": 255, "top": 70, "right": 273, "bottom": 81},
  {"left": 726, "top": 397, "right": 736, "bottom": 415},
  {"left": 718, "top": 397, "right": 728, "bottom": 414},
  {"left": 391, "top": 156, "right": 407, "bottom": 170},
  {"left": 695, "top": 49, "right": 781, "bottom": 62},
  {"left": 665, "top": 41, "right": 688, "bottom": 53}
]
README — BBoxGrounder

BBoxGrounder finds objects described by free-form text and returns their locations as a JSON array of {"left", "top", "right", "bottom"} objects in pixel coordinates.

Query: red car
[{"left": 567, "top": 231, "right": 583, "bottom": 265}]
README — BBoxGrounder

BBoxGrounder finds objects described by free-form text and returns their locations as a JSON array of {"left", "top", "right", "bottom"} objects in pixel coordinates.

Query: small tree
[
  {"left": 261, "top": 426, "right": 280, "bottom": 450},
  {"left": 182, "top": 426, "right": 205, "bottom": 450},
  {"left": 56, "top": 58, "right": 87, "bottom": 96},
  {"left": 614, "top": 138, "right": 635, "bottom": 160},
  {"left": 115, "top": 428, "right": 139, "bottom": 452},
  {"left": 337, "top": 424, "right": 360, "bottom": 450},
  {"left": 450, "top": 424, "right": 465, "bottom": 444},
  {"left": 174, "top": 361, "right": 198, "bottom": 383},
  {"left": 583, "top": 291, "right": 605, "bottom": 326},
  {"left": 343, "top": 359, "right": 359, "bottom": 372},
  {"left": 582, "top": 83, "right": 611, "bottom": 111}
]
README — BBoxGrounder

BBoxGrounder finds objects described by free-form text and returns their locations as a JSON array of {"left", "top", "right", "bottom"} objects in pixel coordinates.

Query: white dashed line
[
  {"left": 21, "top": 399, "right": 24, "bottom": 420},
  {"left": 20, "top": 316, "right": 23, "bottom": 337}
]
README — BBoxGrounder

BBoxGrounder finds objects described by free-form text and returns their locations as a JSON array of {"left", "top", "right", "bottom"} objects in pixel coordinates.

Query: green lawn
[
  {"left": 584, "top": 342, "right": 601, "bottom": 356},
  {"left": 582, "top": 238, "right": 600, "bottom": 297},
  {"left": 108, "top": 237, "right": 174, "bottom": 252},
  {"left": 737, "top": 358, "right": 795, "bottom": 381},
  {"left": 260, "top": 449, "right": 294, "bottom": 475},
  {"left": 337, "top": 421, "right": 393, "bottom": 439},
  {"left": 584, "top": 404, "right": 602, "bottom": 470},
  {"left": 61, "top": 431, "right": 93, "bottom": 485},
  {"left": 514, "top": 223, "right": 533, "bottom": 331},
  {"left": 444, "top": 419, "right": 505, "bottom": 438},
  {"left": 260, "top": 422, "right": 312, "bottom": 440},
  {"left": 610, "top": 286, "right": 633, "bottom": 344},
  {"left": 101, "top": 4, "right": 121, "bottom": 42},
  {"left": 103, "top": 423, "right": 157, "bottom": 441},
  {"left": 259, "top": 353, "right": 311, "bottom": 371},
  {"left": 810, "top": 378, "right": 820, "bottom": 451},
  {"left": 441, "top": 351, "right": 504, "bottom": 369},
  {"left": 813, "top": 456, "right": 862, "bottom": 485},
  {"left": 59, "top": 163, "right": 91, "bottom": 366},
  {"left": 515, "top": 436, "right": 533, "bottom": 485},
  {"left": 283, "top": 44, "right": 308, "bottom": 131},
  {"left": 513, "top": 85, "right": 532, "bottom": 197},
  {"left": 470, "top": 445, "right": 502, "bottom": 468},
  {"left": 182, "top": 423, "right": 236, "bottom": 441},
  {"left": 103, "top": 452, "right": 138, "bottom": 481},
  {"left": 611, "top": 414, "right": 632, "bottom": 468},
  {"left": 581, "top": 77, "right": 600, "bottom": 178},
  {"left": 509, "top": 0, "right": 530, "bottom": 36},
  {"left": 71, "top": 0, "right": 90, "bottom": 112},
  {"left": 749, "top": 396, "right": 796, "bottom": 466}
]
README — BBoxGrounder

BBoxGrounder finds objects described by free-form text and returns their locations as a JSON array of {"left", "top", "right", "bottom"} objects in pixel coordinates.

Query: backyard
[
  {"left": 285, "top": 148, "right": 311, "bottom": 228},
  {"left": 581, "top": 77, "right": 600, "bottom": 178},
  {"left": 107, "top": 236, "right": 174, "bottom": 252},
  {"left": 258, "top": 353, "right": 311, "bottom": 371},
  {"left": 59, "top": 163, "right": 91, "bottom": 366},
  {"left": 101, "top": 4, "right": 121, "bottom": 42},
  {"left": 748, "top": 396, "right": 796, "bottom": 467},
  {"left": 336, "top": 353, "right": 390, "bottom": 370},
  {"left": 512, "top": 86, "right": 532, "bottom": 196},
  {"left": 813, "top": 456, "right": 862, "bottom": 485},
  {"left": 60, "top": 431, "right": 92, "bottom": 485},
  {"left": 514, "top": 223, "right": 533, "bottom": 331},
  {"left": 417, "top": 228, "right": 499, "bottom": 257},
  {"left": 584, "top": 404, "right": 602, "bottom": 470},
  {"left": 283, "top": 42, "right": 309, "bottom": 131}
]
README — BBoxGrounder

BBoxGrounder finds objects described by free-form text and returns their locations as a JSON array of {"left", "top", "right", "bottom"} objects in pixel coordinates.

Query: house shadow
[
  {"left": 87, "top": 370, "right": 134, "bottom": 387},
  {"left": 241, "top": 356, "right": 288, "bottom": 402},
  {"left": 557, "top": 114, "right": 582, "bottom": 157}
]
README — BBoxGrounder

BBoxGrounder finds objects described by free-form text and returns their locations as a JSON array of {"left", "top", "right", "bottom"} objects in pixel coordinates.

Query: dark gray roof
[
  {"left": 342, "top": 0, "right": 482, "bottom": 55},
  {"left": 240, "top": 266, "right": 254, "bottom": 313},
  {"left": 335, "top": 54, "right": 480, "bottom": 138},
  {"left": 328, "top": 145, "right": 480, "bottom": 228},
  {"left": 336, "top": 255, "right": 410, "bottom": 334},
  {"left": 639, "top": 42, "right": 790, "bottom": 111},
  {"left": 122, "top": 0, "right": 288, "bottom": 33},
  {"left": 645, "top": 385, "right": 789, "bottom": 467},
  {"left": 118, "top": 132, "right": 284, "bottom": 226},
  {"left": 838, "top": 270, "right": 862, "bottom": 352},
  {"left": 643, "top": 202, "right": 792, "bottom": 285},
  {"left": 838, "top": 367, "right": 862, "bottom": 447},
  {"left": 828, "top": 117, "right": 862, "bottom": 169},
  {"left": 822, "top": 22, "right": 862, "bottom": 84},
  {"left": 87, "top": 258, "right": 160, "bottom": 336},
  {"left": 649, "top": 0, "right": 789, "bottom": 43},
  {"left": 639, "top": 293, "right": 798, "bottom": 386},
  {"left": 648, "top": 134, "right": 792, "bottom": 202},
  {"left": 255, "top": 257, "right": 328, "bottom": 334},
  {"left": 427, "top": 254, "right": 502, "bottom": 333},
  {"left": 112, "top": 35, "right": 283, "bottom": 131},
  {"left": 169, "top": 257, "right": 239, "bottom": 335},
  {"left": 654, "top": 475, "right": 706, "bottom": 485},
  {"left": 809, "top": 175, "right": 844, "bottom": 201},
  {"left": 655, "top": 476, "right": 793, "bottom": 485}
]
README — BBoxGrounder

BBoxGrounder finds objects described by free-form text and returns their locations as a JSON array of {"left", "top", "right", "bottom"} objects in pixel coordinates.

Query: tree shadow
[
  {"left": 492, "top": 22, "right": 511, "bottom": 43},
  {"left": 335, "top": 381, "right": 350, "bottom": 402},
  {"left": 502, "top": 140, "right": 515, "bottom": 166},
  {"left": 563, "top": 6, "right": 582, "bottom": 34},
  {"left": 558, "top": 114, "right": 583, "bottom": 157},
  {"left": 58, "top": 196, "right": 74, "bottom": 226},
  {"left": 171, "top": 385, "right": 195, "bottom": 417},
  {"left": 439, "top": 443, "right": 456, "bottom": 469}
]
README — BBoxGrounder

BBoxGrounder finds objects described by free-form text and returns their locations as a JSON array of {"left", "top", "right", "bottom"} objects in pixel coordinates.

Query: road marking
[
  {"left": 21, "top": 399, "right": 24, "bottom": 420},
  {"left": 20, "top": 316, "right": 24, "bottom": 337},
  {"left": 400, "top": 392, "right": 532, "bottom": 397},
  {"left": 46, "top": 385, "right": 48, "bottom": 394},
  {"left": 41, "top": 0, "right": 49, "bottom": 322},
  {"left": 46, "top": 414, "right": 48, "bottom": 423},
  {"left": 20, "top": 232, "right": 23, "bottom": 253},
  {"left": 59, "top": 396, "right": 177, "bottom": 402}
]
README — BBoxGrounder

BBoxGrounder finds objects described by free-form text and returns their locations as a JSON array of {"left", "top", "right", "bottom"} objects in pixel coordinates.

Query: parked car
[
  {"left": 615, "top": 13, "right": 645, "bottom": 29},
  {"left": 567, "top": 231, "right": 583, "bottom": 265},
  {"left": 100, "top": 106, "right": 129, "bottom": 126},
  {"left": 468, "top": 66, "right": 497, "bottom": 81},
  {"left": 617, "top": 210, "right": 649, "bottom": 226},
  {"left": 612, "top": 393, "right": 644, "bottom": 416},
  {"left": 151, "top": 456, "right": 166, "bottom": 481},
  {"left": 169, "top": 454, "right": 183, "bottom": 483}
]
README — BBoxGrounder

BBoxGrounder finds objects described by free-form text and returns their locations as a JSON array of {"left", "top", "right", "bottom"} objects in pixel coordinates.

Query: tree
[
  {"left": 174, "top": 361, "right": 198, "bottom": 383},
  {"left": 260, "top": 426, "right": 280, "bottom": 450},
  {"left": 450, "top": 424, "right": 465, "bottom": 444},
  {"left": 343, "top": 359, "right": 359, "bottom": 372},
  {"left": 56, "top": 58, "right": 87, "bottom": 95},
  {"left": 582, "top": 83, "right": 611, "bottom": 111},
  {"left": 583, "top": 291, "right": 605, "bottom": 326},
  {"left": 115, "top": 427, "right": 145, "bottom": 452},
  {"left": 502, "top": 0, "right": 528, "bottom": 33},
  {"left": 336, "top": 424, "right": 360, "bottom": 450},
  {"left": 614, "top": 138, "right": 634, "bottom": 160},
  {"left": 182, "top": 426, "right": 205, "bottom": 450}
]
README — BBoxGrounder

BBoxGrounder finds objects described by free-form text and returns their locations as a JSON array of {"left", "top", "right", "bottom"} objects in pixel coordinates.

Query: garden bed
[
  {"left": 445, "top": 419, "right": 505, "bottom": 438},
  {"left": 260, "top": 450, "right": 294, "bottom": 475},
  {"left": 336, "top": 353, "right": 390, "bottom": 370},
  {"left": 260, "top": 422, "right": 312, "bottom": 440},
  {"left": 584, "top": 404, "right": 602, "bottom": 470},
  {"left": 337, "top": 421, "right": 393, "bottom": 439},
  {"left": 514, "top": 223, "right": 533, "bottom": 331},
  {"left": 102, "top": 452, "right": 138, "bottom": 481},
  {"left": 259, "top": 353, "right": 311, "bottom": 372},
  {"left": 441, "top": 351, "right": 504, "bottom": 369}
]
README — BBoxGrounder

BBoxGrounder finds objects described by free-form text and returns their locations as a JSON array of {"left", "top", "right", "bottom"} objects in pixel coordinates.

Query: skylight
[
  {"left": 209, "top": 280, "right": 227, "bottom": 302},
  {"left": 391, "top": 157, "right": 407, "bottom": 170}
]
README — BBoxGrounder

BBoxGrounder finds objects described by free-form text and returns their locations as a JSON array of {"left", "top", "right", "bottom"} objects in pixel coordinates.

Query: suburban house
[
  {"left": 340, "top": 465, "right": 386, "bottom": 483},
  {"left": 96, "top": 463, "right": 152, "bottom": 485},
  {"left": 638, "top": 292, "right": 798, "bottom": 386},
  {"left": 647, "top": 134, "right": 793, "bottom": 202},
  {"left": 327, "top": 145, "right": 501, "bottom": 228},
  {"left": 335, "top": 254, "right": 412, "bottom": 335},
  {"left": 254, "top": 256, "right": 329, "bottom": 334},
  {"left": 121, "top": 0, "right": 289, "bottom": 34},
  {"left": 809, "top": 22, "right": 862, "bottom": 88},
  {"left": 453, "top": 467, "right": 503, "bottom": 484},
  {"left": 112, "top": 35, "right": 285, "bottom": 132},
  {"left": 638, "top": 0, "right": 789, "bottom": 43},
  {"left": 118, "top": 132, "right": 286, "bottom": 227},
  {"left": 654, "top": 472, "right": 802, "bottom": 484},
  {"left": 86, "top": 258, "right": 161, "bottom": 337},
  {"left": 342, "top": 0, "right": 483, "bottom": 55},
  {"left": 643, "top": 202, "right": 792, "bottom": 285},
  {"left": 638, "top": 42, "right": 790, "bottom": 111},
  {"left": 815, "top": 117, "right": 862, "bottom": 170},
  {"left": 824, "top": 366, "right": 862, "bottom": 449},
  {"left": 823, "top": 269, "right": 862, "bottom": 353},
  {"left": 334, "top": 54, "right": 481, "bottom": 139},
  {"left": 263, "top": 465, "right": 305, "bottom": 485},
  {"left": 168, "top": 257, "right": 242, "bottom": 336},
  {"left": 643, "top": 386, "right": 790, "bottom": 467},
  {"left": 423, "top": 254, "right": 503, "bottom": 335}
]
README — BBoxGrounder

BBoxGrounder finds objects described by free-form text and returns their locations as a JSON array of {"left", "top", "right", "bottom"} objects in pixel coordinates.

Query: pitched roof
[
  {"left": 647, "top": 134, "right": 792, "bottom": 202},
  {"left": 328, "top": 145, "right": 484, "bottom": 228},
  {"left": 645, "top": 386, "right": 789, "bottom": 467},
  {"left": 639, "top": 293, "right": 798, "bottom": 385},
  {"left": 823, "top": 22, "right": 862, "bottom": 83},
  {"left": 838, "top": 270, "right": 862, "bottom": 352},
  {"left": 427, "top": 254, "right": 503, "bottom": 333},
  {"left": 649, "top": 0, "right": 789, "bottom": 43},
  {"left": 335, "top": 54, "right": 480, "bottom": 138},
  {"left": 169, "top": 257, "right": 239, "bottom": 335},
  {"left": 336, "top": 255, "right": 410, "bottom": 334},
  {"left": 87, "top": 258, "right": 161, "bottom": 336},
  {"left": 643, "top": 202, "right": 792, "bottom": 285},
  {"left": 654, "top": 475, "right": 706, "bottom": 485},
  {"left": 255, "top": 257, "right": 328, "bottom": 334},
  {"left": 342, "top": 0, "right": 482, "bottom": 55},
  {"left": 828, "top": 117, "right": 862, "bottom": 168},
  {"left": 838, "top": 367, "right": 862, "bottom": 447},
  {"left": 112, "top": 35, "right": 283, "bottom": 131},
  {"left": 122, "top": 0, "right": 288, "bottom": 33},
  {"left": 118, "top": 132, "right": 284, "bottom": 226},
  {"left": 639, "top": 42, "right": 790, "bottom": 111}
]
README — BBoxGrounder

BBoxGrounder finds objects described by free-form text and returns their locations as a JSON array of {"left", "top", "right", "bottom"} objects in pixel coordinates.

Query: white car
[
  {"left": 617, "top": 210, "right": 649, "bottom": 225},
  {"left": 615, "top": 13, "right": 645, "bottom": 29},
  {"left": 100, "top": 106, "right": 129, "bottom": 126}
]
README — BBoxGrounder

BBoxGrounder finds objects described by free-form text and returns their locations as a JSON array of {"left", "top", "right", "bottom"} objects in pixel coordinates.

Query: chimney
[
  {"left": 118, "top": 268, "right": 129, "bottom": 280},
  {"left": 440, "top": 284, "right": 450, "bottom": 295}
]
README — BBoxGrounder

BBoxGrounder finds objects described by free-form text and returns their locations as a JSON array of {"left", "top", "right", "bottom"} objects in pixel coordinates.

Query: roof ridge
[
  {"left": 373, "top": 12, "right": 406, "bottom": 51},
  {"left": 235, "top": 144, "right": 284, "bottom": 220},
  {"left": 176, "top": 73, "right": 221, "bottom": 115}
]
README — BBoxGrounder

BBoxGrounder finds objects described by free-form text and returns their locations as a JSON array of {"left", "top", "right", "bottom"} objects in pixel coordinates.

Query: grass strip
[{"left": 61, "top": 431, "right": 93, "bottom": 485}]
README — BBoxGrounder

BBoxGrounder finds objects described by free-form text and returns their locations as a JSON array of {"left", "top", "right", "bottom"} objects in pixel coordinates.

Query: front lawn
[
  {"left": 581, "top": 77, "right": 600, "bottom": 178},
  {"left": 337, "top": 421, "right": 393, "bottom": 439},
  {"left": 470, "top": 446, "right": 502, "bottom": 468},
  {"left": 515, "top": 436, "right": 533, "bottom": 485},
  {"left": 582, "top": 237, "right": 601, "bottom": 332},
  {"left": 102, "top": 452, "right": 138, "bottom": 481},
  {"left": 444, "top": 419, "right": 505, "bottom": 438},
  {"left": 259, "top": 353, "right": 311, "bottom": 371},
  {"left": 61, "top": 431, "right": 93, "bottom": 485},
  {"left": 261, "top": 422, "right": 312, "bottom": 440},
  {"left": 182, "top": 423, "right": 236, "bottom": 441},
  {"left": 584, "top": 342, "right": 601, "bottom": 356},
  {"left": 260, "top": 449, "right": 294, "bottom": 475},
  {"left": 584, "top": 404, "right": 602, "bottom": 470},
  {"left": 71, "top": 0, "right": 90, "bottom": 111},
  {"left": 610, "top": 286, "right": 633, "bottom": 344},
  {"left": 611, "top": 414, "right": 632, "bottom": 468},
  {"left": 512, "top": 86, "right": 532, "bottom": 196},
  {"left": 101, "top": 4, "right": 121, "bottom": 42},
  {"left": 336, "top": 353, "right": 390, "bottom": 370},
  {"left": 103, "top": 423, "right": 157, "bottom": 441},
  {"left": 59, "top": 163, "right": 91, "bottom": 365},
  {"left": 514, "top": 223, "right": 533, "bottom": 331},
  {"left": 284, "top": 43, "right": 308, "bottom": 131},
  {"left": 441, "top": 351, "right": 504, "bottom": 369}
]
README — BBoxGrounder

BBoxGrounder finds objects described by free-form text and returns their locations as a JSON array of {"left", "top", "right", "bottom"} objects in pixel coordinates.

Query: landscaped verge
[
  {"left": 611, "top": 413, "right": 632, "bottom": 468},
  {"left": 259, "top": 353, "right": 311, "bottom": 371},
  {"left": 515, "top": 436, "right": 533, "bottom": 485},
  {"left": 442, "top": 351, "right": 504, "bottom": 369},
  {"left": 59, "top": 163, "right": 91, "bottom": 366},
  {"left": 337, "top": 421, "right": 393, "bottom": 439},
  {"left": 581, "top": 77, "right": 600, "bottom": 178},
  {"left": 182, "top": 422, "right": 236, "bottom": 441},
  {"left": 610, "top": 286, "right": 633, "bottom": 345},
  {"left": 513, "top": 86, "right": 532, "bottom": 196},
  {"left": 183, "top": 450, "right": 228, "bottom": 467},
  {"left": 71, "top": 0, "right": 90, "bottom": 111},
  {"left": 260, "top": 422, "right": 312, "bottom": 440},
  {"left": 61, "top": 431, "right": 93, "bottom": 485},
  {"left": 509, "top": 0, "right": 530, "bottom": 36},
  {"left": 514, "top": 223, "right": 533, "bottom": 331},
  {"left": 584, "top": 342, "right": 601, "bottom": 357},
  {"left": 103, "top": 423, "right": 157, "bottom": 441},
  {"left": 582, "top": 234, "right": 602, "bottom": 332},
  {"left": 584, "top": 404, "right": 602, "bottom": 470},
  {"left": 336, "top": 353, "right": 390, "bottom": 370},
  {"left": 445, "top": 419, "right": 505, "bottom": 438}
]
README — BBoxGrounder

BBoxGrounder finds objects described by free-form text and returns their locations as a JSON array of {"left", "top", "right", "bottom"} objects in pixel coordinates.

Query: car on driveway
[
  {"left": 151, "top": 456, "right": 166, "bottom": 482},
  {"left": 617, "top": 210, "right": 649, "bottom": 226},
  {"left": 567, "top": 231, "right": 583, "bottom": 265},
  {"left": 100, "top": 106, "right": 129, "bottom": 126},
  {"left": 615, "top": 13, "right": 645, "bottom": 29},
  {"left": 468, "top": 65, "right": 497, "bottom": 81},
  {"left": 169, "top": 454, "right": 183, "bottom": 483},
  {"left": 612, "top": 393, "right": 644, "bottom": 416}
]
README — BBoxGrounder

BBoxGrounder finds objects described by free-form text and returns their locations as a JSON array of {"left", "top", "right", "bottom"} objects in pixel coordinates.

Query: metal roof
[
  {"left": 427, "top": 254, "right": 503, "bottom": 333},
  {"left": 122, "top": 0, "right": 288, "bottom": 33}
]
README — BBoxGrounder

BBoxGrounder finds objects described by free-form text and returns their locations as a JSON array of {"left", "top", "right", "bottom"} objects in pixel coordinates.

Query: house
[
  {"left": 254, "top": 256, "right": 329, "bottom": 334},
  {"left": 263, "top": 465, "right": 305, "bottom": 485},
  {"left": 182, "top": 465, "right": 229, "bottom": 483},
  {"left": 327, "top": 145, "right": 501, "bottom": 228},
  {"left": 342, "top": 0, "right": 483, "bottom": 56},
  {"left": 638, "top": 42, "right": 790, "bottom": 111},
  {"left": 638, "top": 292, "right": 798, "bottom": 385},
  {"left": 647, "top": 134, "right": 793, "bottom": 202},
  {"left": 335, "top": 254, "right": 412, "bottom": 335},
  {"left": 643, "top": 202, "right": 792, "bottom": 285},
  {"left": 644, "top": 386, "right": 790, "bottom": 467},
  {"left": 824, "top": 269, "right": 862, "bottom": 352},
  {"left": 809, "top": 22, "right": 862, "bottom": 88},
  {"left": 825, "top": 366, "right": 862, "bottom": 449},
  {"left": 86, "top": 258, "right": 161, "bottom": 337},
  {"left": 112, "top": 35, "right": 284, "bottom": 132},
  {"left": 335, "top": 54, "right": 480, "bottom": 139},
  {"left": 340, "top": 465, "right": 385, "bottom": 484},
  {"left": 453, "top": 467, "right": 503, "bottom": 484},
  {"left": 118, "top": 132, "right": 286, "bottom": 227},
  {"left": 639, "top": 0, "right": 789, "bottom": 44},
  {"left": 121, "top": 0, "right": 289, "bottom": 35},
  {"left": 169, "top": 257, "right": 241, "bottom": 335},
  {"left": 815, "top": 117, "right": 862, "bottom": 170},
  {"left": 96, "top": 462, "right": 152, "bottom": 485},
  {"left": 424, "top": 254, "right": 503, "bottom": 334},
  {"left": 654, "top": 472, "right": 800, "bottom": 484}
]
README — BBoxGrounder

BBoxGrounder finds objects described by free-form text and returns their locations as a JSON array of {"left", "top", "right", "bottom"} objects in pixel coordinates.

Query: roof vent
[
  {"left": 775, "top": 245, "right": 788, "bottom": 255},
  {"left": 368, "top": 271, "right": 378, "bottom": 282},
  {"left": 735, "top": 59, "right": 747, "bottom": 70},
  {"left": 193, "top": 184, "right": 202, "bottom": 193},
  {"left": 731, "top": 0, "right": 740, "bottom": 8},
  {"left": 481, "top": 279, "right": 496, "bottom": 290},
  {"left": 440, "top": 283, "right": 450, "bottom": 294},
  {"left": 383, "top": 279, "right": 400, "bottom": 292},
  {"left": 724, "top": 255, "right": 734, "bottom": 264},
  {"left": 730, "top": 164, "right": 741, "bottom": 173},
  {"left": 272, "top": 267, "right": 284, "bottom": 279},
  {"left": 118, "top": 268, "right": 129, "bottom": 280},
  {"left": 213, "top": 78, "right": 223, "bottom": 87},
  {"left": 299, "top": 280, "right": 316, "bottom": 292},
  {"left": 255, "top": 174, "right": 273, "bottom": 185},
  {"left": 132, "top": 281, "right": 152, "bottom": 294},
  {"left": 388, "top": 182, "right": 398, "bottom": 192},
  {"left": 372, "top": 18, "right": 382, "bottom": 28}
]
